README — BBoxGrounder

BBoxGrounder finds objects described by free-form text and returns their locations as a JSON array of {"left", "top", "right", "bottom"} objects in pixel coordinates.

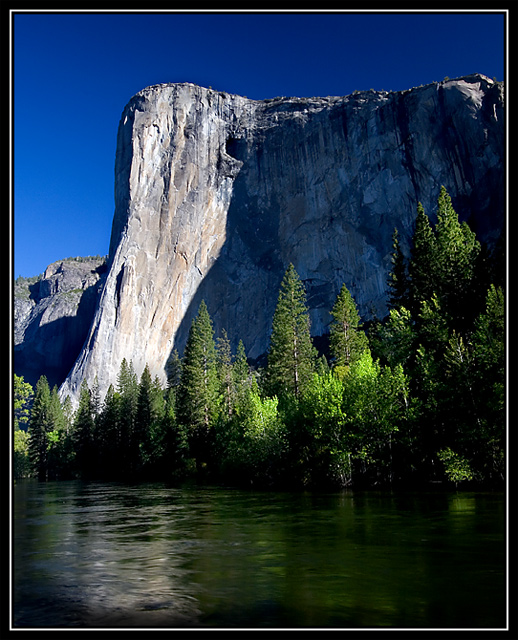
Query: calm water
[{"left": 12, "top": 481, "right": 506, "bottom": 629}]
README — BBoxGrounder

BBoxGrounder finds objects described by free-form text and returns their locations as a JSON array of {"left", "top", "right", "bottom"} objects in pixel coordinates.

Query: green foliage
[
  {"left": 14, "top": 374, "right": 33, "bottom": 431},
  {"left": 73, "top": 380, "right": 95, "bottom": 478},
  {"left": 408, "top": 202, "right": 437, "bottom": 312},
  {"left": 14, "top": 429, "right": 31, "bottom": 479},
  {"left": 177, "top": 302, "right": 218, "bottom": 433},
  {"left": 388, "top": 227, "right": 409, "bottom": 309},
  {"left": 371, "top": 306, "right": 414, "bottom": 369},
  {"left": 28, "top": 376, "right": 52, "bottom": 481},
  {"left": 266, "top": 264, "right": 317, "bottom": 398},
  {"left": 296, "top": 372, "right": 351, "bottom": 487},
  {"left": 437, "top": 448, "right": 474, "bottom": 485},
  {"left": 215, "top": 378, "right": 287, "bottom": 486},
  {"left": 329, "top": 284, "right": 368, "bottom": 367},
  {"left": 19, "top": 187, "right": 504, "bottom": 489}
]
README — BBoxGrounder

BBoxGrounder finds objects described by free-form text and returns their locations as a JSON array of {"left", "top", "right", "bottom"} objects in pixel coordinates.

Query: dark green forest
[{"left": 14, "top": 188, "right": 505, "bottom": 489}]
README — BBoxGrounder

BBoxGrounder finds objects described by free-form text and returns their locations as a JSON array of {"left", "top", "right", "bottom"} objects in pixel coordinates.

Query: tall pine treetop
[
  {"left": 329, "top": 284, "right": 368, "bottom": 368},
  {"left": 266, "top": 264, "right": 317, "bottom": 398}
]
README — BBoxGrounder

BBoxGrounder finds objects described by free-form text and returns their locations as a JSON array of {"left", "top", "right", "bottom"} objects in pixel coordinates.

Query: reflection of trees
[{"left": 14, "top": 484, "right": 506, "bottom": 628}]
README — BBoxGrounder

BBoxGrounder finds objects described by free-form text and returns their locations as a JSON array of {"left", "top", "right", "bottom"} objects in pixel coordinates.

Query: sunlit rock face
[{"left": 59, "top": 75, "right": 504, "bottom": 404}]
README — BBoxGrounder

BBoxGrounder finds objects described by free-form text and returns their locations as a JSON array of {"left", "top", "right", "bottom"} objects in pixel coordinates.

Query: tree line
[{"left": 14, "top": 187, "right": 505, "bottom": 489}]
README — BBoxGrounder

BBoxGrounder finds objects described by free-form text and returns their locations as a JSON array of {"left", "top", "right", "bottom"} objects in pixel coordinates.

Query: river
[{"left": 12, "top": 480, "right": 506, "bottom": 629}]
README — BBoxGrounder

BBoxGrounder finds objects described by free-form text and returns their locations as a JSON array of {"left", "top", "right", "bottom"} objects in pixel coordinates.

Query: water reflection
[{"left": 13, "top": 482, "right": 506, "bottom": 628}]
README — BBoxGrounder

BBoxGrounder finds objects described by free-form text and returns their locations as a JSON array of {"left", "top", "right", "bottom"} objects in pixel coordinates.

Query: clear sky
[{"left": 12, "top": 10, "right": 506, "bottom": 278}]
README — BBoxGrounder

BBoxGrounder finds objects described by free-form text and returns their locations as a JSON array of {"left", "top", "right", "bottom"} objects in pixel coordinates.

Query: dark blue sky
[{"left": 13, "top": 10, "right": 506, "bottom": 277}]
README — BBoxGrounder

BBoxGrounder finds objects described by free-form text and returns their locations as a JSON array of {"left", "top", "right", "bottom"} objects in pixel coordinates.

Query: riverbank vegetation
[{"left": 14, "top": 188, "right": 505, "bottom": 489}]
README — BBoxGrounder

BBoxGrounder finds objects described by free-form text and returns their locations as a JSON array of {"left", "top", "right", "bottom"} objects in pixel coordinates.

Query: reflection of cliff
[{"left": 42, "top": 75, "right": 503, "bottom": 405}]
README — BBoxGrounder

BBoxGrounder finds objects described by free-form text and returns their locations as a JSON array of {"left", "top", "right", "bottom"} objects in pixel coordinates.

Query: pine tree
[
  {"left": 329, "top": 284, "right": 368, "bottom": 368},
  {"left": 165, "top": 349, "right": 183, "bottom": 388},
  {"left": 233, "top": 340, "right": 250, "bottom": 386},
  {"left": 28, "top": 375, "right": 52, "bottom": 481},
  {"left": 46, "top": 386, "right": 69, "bottom": 479},
  {"left": 73, "top": 379, "right": 95, "bottom": 478},
  {"left": 177, "top": 301, "right": 218, "bottom": 468},
  {"left": 433, "top": 186, "right": 480, "bottom": 328},
  {"left": 96, "top": 384, "right": 121, "bottom": 479},
  {"left": 116, "top": 358, "right": 139, "bottom": 477},
  {"left": 216, "top": 329, "right": 235, "bottom": 419},
  {"left": 135, "top": 364, "right": 154, "bottom": 474},
  {"left": 162, "top": 386, "right": 190, "bottom": 479},
  {"left": 408, "top": 202, "right": 437, "bottom": 314},
  {"left": 387, "top": 227, "right": 409, "bottom": 309},
  {"left": 266, "top": 264, "right": 317, "bottom": 398}
]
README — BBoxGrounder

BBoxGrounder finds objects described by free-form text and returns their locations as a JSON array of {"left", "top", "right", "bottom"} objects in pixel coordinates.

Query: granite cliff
[
  {"left": 14, "top": 257, "right": 106, "bottom": 388},
  {"left": 21, "top": 74, "right": 504, "bottom": 405}
]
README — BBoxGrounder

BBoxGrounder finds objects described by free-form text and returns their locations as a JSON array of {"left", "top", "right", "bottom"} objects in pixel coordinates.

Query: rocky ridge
[
  {"left": 15, "top": 75, "right": 504, "bottom": 406},
  {"left": 14, "top": 257, "right": 106, "bottom": 388}
]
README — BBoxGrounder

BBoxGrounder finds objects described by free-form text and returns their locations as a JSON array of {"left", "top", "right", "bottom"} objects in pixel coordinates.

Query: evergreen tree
[
  {"left": 469, "top": 284, "right": 505, "bottom": 481},
  {"left": 434, "top": 186, "right": 481, "bottom": 328},
  {"left": 216, "top": 329, "right": 235, "bottom": 420},
  {"left": 387, "top": 227, "right": 409, "bottom": 309},
  {"left": 266, "top": 264, "right": 317, "bottom": 398},
  {"left": 134, "top": 365, "right": 154, "bottom": 475},
  {"left": 162, "top": 386, "right": 190, "bottom": 480},
  {"left": 73, "top": 379, "right": 95, "bottom": 478},
  {"left": 116, "top": 358, "right": 139, "bottom": 477},
  {"left": 46, "top": 386, "right": 69, "bottom": 479},
  {"left": 90, "top": 375, "right": 102, "bottom": 420},
  {"left": 177, "top": 301, "right": 218, "bottom": 468},
  {"left": 96, "top": 384, "right": 121, "bottom": 479},
  {"left": 28, "top": 375, "right": 52, "bottom": 481},
  {"left": 233, "top": 339, "right": 250, "bottom": 385},
  {"left": 408, "top": 202, "right": 437, "bottom": 314},
  {"left": 329, "top": 284, "right": 368, "bottom": 368},
  {"left": 165, "top": 349, "right": 183, "bottom": 389}
]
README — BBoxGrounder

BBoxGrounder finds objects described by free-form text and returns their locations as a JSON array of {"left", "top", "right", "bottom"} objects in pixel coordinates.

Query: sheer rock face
[
  {"left": 14, "top": 258, "right": 106, "bottom": 388},
  {"left": 59, "top": 75, "right": 504, "bottom": 404}
]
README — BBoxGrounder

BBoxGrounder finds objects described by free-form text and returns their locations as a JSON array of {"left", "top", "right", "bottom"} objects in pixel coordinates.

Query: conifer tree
[
  {"left": 408, "top": 202, "right": 436, "bottom": 313},
  {"left": 165, "top": 350, "right": 183, "bottom": 389},
  {"left": 266, "top": 264, "right": 317, "bottom": 398},
  {"left": 134, "top": 364, "right": 153, "bottom": 474},
  {"left": 28, "top": 375, "right": 52, "bottom": 481},
  {"left": 216, "top": 329, "right": 235, "bottom": 420},
  {"left": 329, "top": 284, "right": 368, "bottom": 368},
  {"left": 387, "top": 227, "right": 409, "bottom": 309},
  {"left": 96, "top": 384, "right": 121, "bottom": 478},
  {"left": 177, "top": 301, "right": 218, "bottom": 468},
  {"left": 73, "top": 379, "right": 95, "bottom": 478},
  {"left": 233, "top": 340, "right": 250, "bottom": 386},
  {"left": 162, "top": 386, "right": 190, "bottom": 479},
  {"left": 433, "top": 186, "right": 480, "bottom": 327},
  {"left": 116, "top": 358, "right": 139, "bottom": 476}
]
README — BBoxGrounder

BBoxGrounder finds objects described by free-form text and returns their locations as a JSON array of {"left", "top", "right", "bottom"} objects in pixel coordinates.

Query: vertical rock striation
[{"left": 59, "top": 75, "right": 504, "bottom": 405}]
